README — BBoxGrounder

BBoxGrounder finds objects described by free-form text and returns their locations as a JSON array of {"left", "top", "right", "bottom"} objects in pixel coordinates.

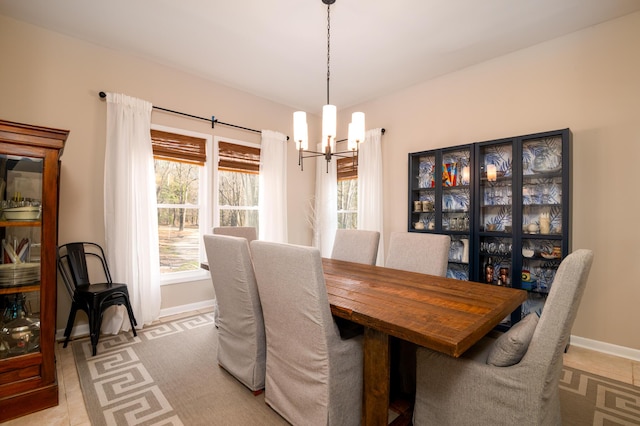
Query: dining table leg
[{"left": 362, "top": 327, "right": 390, "bottom": 426}]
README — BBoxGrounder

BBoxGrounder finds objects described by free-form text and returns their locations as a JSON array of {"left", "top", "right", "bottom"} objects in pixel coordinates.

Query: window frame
[
  {"left": 213, "top": 136, "right": 260, "bottom": 229},
  {"left": 152, "top": 124, "right": 213, "bottom": 285}
]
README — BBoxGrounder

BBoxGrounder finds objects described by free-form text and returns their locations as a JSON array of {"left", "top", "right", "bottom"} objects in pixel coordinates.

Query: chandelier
[{"left": 293, "top": 0, "right": 365, "bottom": 172}]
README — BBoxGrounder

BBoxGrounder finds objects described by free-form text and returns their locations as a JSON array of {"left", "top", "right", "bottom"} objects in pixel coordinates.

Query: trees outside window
[
  {"left": 152, "top": 127, "right": 211, "bottom": 278},
  {"left": 337, "top": 155, "right": 358, "bottom": 229},
  {"left": 337, "top": 178, "right": 357, "bottom": 229},
  {"left": 218, "top": 170, "right": 259, "bottom": 228},
  {"left": 215, "top": 138, "right": 260, "bottom": 232},
  {"left": 155, "top": 159, "right": 202, "bottom": 274}
]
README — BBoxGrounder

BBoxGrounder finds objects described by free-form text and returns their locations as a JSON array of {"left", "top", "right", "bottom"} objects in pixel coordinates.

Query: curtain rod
[
  {"left": 336, "top": 128, "right": 385, "bottom": 143},
  {"left": 98, "top": 91, "right": 289, "bottom": 140},
  {"left": 99, "top": 92, "right": 385, "bottom": 142}
]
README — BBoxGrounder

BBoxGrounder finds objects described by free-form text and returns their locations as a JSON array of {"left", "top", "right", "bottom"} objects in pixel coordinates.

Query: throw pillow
[{"left": 487, "top": 313, "right": 539, "bottom": 367}]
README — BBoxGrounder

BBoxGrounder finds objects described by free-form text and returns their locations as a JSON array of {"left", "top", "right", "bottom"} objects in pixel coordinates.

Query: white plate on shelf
[
  {"left": 522, "top": 248, "right": 535, "bottom": 258},
  {"left": 540, "top": 252, "right": 561, "bottom": 260},
  {"left": 2, "top": 206, "right": 41, "bottom": 221},
  {"left": 531, "top": 165, "right": 562, "bottom": 174},
  {"left": 0, "top": 263, "right": 40, "bottom": 286}
]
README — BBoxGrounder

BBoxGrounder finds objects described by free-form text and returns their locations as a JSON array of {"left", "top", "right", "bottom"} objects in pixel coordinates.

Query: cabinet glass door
[
  {"left": 409, "top": 153, "right": 436, "bottom": 231},
  {"left": 0, "top": 154, "right": 42, "bottom": 359},
  {"left": 478, "top": 141, "right": 514, "bottom": 326},
  {"left": 520, "top": 134, "right": 565, "bottom": 316},
  {"left": 441, "top": 147, "right": 471, "bottom": 280},
  {"left": 478, "top": 141, "right": 514, "bottom": 285}
]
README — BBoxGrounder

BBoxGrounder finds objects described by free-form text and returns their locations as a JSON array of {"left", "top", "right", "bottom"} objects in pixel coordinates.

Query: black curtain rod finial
[{"left": 99, "top": 91, "right": 106, "bottom": 98}]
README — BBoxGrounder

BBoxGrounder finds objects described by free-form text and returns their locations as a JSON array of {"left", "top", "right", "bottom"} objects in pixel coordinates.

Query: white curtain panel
[
  {"left": 357, "top": 128, "right": 385, "bottom": 265},
  {"left": 103, "top": 92, "right": 161, "bottom": 333},
  {"left": 313, "top": 144, "right": 338, "bottom": 257},
  {"left": 258, "top": 130, "right": 288, "bottom": 242}
]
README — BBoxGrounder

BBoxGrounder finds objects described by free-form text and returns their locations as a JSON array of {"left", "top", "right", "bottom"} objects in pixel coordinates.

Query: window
[
  {"left": 152, "top": 126, "right": 212, "bottom": 283},
  {"left": 214, "top": 137, "right": 260, "bottom": 232},
  {"left": 337, "top": 156, "right": 357, "bottom": 229}
]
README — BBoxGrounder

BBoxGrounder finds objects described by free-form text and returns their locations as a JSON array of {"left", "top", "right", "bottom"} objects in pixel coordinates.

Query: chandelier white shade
[
  {"left": 293, "top": 111, "right": 308, "bottom": 151},
  {"left": 348, "top": 112, "right": 365, "bottom": 151},
  {"left": 322, "top": 104, "right": 337, "bottom": 150}
]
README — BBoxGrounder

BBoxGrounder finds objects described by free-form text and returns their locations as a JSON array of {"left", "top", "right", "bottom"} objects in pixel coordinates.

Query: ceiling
[{"left": 2, "top": 0, "right": 640, "bottom": 114}]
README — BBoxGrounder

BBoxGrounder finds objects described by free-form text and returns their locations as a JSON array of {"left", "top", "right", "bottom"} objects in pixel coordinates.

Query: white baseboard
[
  {"left": 55, "top": 299, "right": 216, "bottom": 342},
  {"left": 570, "top": 335, "right": 640, "bottom": 362},
  {"left": 56, "top": 324, "right": 90, "bottom": 342},
  {"left": 158, "top": 299, "right": 216, "bottom": 318}
]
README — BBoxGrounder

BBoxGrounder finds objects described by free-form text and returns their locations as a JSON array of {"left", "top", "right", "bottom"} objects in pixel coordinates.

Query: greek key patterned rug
[
  {"left": 72, "top": 313, "right": 287, "bottom": 426},
  {"left": 73, "top": 313, "right": 640, "bottom": 425},
  {"left": 559, "top": 366, "right": 640, "bottom": 425}
]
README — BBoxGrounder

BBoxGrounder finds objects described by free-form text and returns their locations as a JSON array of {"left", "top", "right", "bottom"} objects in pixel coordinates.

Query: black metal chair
[{"left": 57, "top": 242, "right": 137, "bottom": 356}]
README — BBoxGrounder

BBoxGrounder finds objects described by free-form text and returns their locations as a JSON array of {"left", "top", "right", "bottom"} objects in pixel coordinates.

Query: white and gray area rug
[
  {"left": 72, "top": 313, "right": 286, "bottom": 426},
  {"left": 73, "top": 313, "right": 640, "bottom": 425}
]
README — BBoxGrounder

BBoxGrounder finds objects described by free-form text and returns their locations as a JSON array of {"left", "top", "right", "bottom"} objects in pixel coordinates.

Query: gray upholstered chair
[
  {"left": 213, "top": 226, "right": 257, "bottom": 242},
  {"left": 210, "top": 226, "right": 257, "bottom": 326},
  {"left": 385, "top": 231, "right": 451, "bottom": 398},
  {"left": 203, "top": 234, "right": 265, "bottom": 394},
  {"left": 385, "top": 231, "right": 450, "bottom": 276},
  {"left": 250, "top": 240, "right": 363, "bottom": 426},
  {"left": 331, "top": 229, "right": 380, "bottom": 265},
  {"left": 413, "top": 249, "right": 594, "bottom": 426}
]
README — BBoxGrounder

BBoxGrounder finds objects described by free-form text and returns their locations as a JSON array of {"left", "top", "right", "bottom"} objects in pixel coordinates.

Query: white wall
[
  {"left": 2, "top": 10, "right": 639, "bottom": 351},
  {"left": 339, "top": 11, "right": 640, "bottom": 350},
  {"left": 0, "top": 15, "right": 316, "bottom": 328}
]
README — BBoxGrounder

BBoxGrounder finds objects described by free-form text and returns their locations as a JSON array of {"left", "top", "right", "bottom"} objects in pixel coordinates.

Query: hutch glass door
[{"left": 0, "top": 154, "right": 42, "bottom": 359}]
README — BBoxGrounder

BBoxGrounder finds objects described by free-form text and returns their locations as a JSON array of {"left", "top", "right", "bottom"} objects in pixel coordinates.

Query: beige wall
[
  {"left": 339, "top": 11, "right": 640, "bottom": 350},
  {"left": 0, "top": 15, "right": 315, "bottom": 329},
  {"left": 2, "top": 11, "right": 639, "bottom": 351}
]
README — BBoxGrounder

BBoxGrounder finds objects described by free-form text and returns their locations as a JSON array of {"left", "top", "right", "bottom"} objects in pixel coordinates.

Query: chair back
[
  {"left": 411, "top": 249, "right": 594, "bottom": 425},
  {"left": 213, "top": 226, "right": 257, "bottom": 242},
  {"left": 386, "top": 232, "right": 450, "bottom": 276},
  {"left": 523, "top": 249, "right": 594, "bottom": 379},
  {"left": 57, "top": 242, "right": 112, "bottom": 293},
  {"left": 203, "top": 234, "right": 265, "bottom": 392},
  {"left": 250, "top": 240, "right": 362, "bottom": 426},
  {"left": 331, "top": 229, "right": 380, "bottom": 265}
]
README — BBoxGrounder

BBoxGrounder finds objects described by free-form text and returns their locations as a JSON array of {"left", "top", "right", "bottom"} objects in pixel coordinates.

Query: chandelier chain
[{"left": 326, "top": 1, "right": 331, "bottom": 105}]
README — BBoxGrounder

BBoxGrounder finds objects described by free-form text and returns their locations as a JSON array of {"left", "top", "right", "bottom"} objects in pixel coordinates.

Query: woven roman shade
[
  {"left": 337, "top": 156, "right": 357, "bottom": 180},
  {"left": 151, "top": 129, "right": 206, "bottom": 165},
  {"left": 218, "top": 141, "right": 261, "bottom": 173}
]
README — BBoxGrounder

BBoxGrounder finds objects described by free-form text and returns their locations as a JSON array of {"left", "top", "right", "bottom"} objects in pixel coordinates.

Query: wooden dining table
[{"left": 321, "top": 258, "right": 527, "bottom": 426}]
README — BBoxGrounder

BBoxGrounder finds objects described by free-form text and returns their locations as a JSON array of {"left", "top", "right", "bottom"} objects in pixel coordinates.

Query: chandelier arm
[
  {"left": 299, "top": 150, "right": 327, "bottom": 158},
  {"left": 330, "top": 151, "right": 358, "bottom": 158}
]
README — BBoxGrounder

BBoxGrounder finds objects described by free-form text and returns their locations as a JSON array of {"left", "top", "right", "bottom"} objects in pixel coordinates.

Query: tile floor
[{"left": 4, "top": 310, "right": 639, "bottom": 426}]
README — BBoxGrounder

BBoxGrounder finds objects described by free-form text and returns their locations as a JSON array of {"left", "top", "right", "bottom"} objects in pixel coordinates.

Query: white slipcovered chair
[
  {"left": 213, "top": 226, "right": 257, "bottom": 242},
  {"left": 385, "top": 231, "right": 451, "bottom": 397},
  {"left": 331, "top": 229, "right": 380, "bottom": 265},
  {"left": 210, "top": 226, "right": 257, "bottom": 326},
  {"left": 250, "top": 240, "right": 363, "bottom": 426},
  {"left": 413, "top": 249, "right": 594, "bottom": 426},
  {"left": 385, "top": 231, "right": 450, "bottom": 276},
  {"left": 203, "top": 234, "right": 265, "bottom": 394}
]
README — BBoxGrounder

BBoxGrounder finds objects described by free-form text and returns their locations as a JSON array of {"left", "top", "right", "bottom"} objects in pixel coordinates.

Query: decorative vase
[{"left": 461, "top": 239, "right": 469, "bottom": 264}]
